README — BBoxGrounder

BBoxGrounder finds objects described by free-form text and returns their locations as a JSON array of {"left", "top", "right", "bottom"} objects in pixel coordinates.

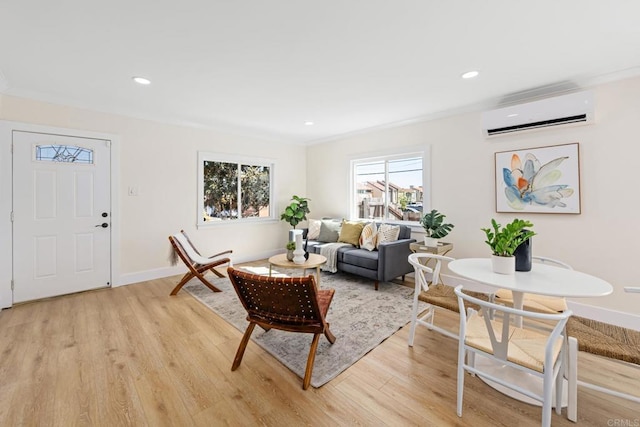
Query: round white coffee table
[{"left": 268, "top": 253, "right": 327, "bottom": 285}]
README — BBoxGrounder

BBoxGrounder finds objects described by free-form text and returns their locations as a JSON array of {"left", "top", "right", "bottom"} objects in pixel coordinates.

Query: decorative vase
[
  {"left": 491, "top": 254, "right": 515, "bottom": 275},
  {"left": 424, "top": 236, "right": 438, "bottom": 247},
  {"left": 293, "top": 232, "right": 305, "bottom": 264},
  {"left": 286, "top": 250, "right": 294, "bottom": 261},
  {"left": 514, "top": 232, "right": 532, "bottom": 272}
]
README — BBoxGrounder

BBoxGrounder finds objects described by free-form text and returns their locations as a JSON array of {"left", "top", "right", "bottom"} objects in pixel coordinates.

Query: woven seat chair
[
  {"left": 455, "top": 286, "right": 572, "bottom": 427},
  {"left": 565, "top": 286, "right": 640, "bottom": 421},
  {"left": 168, "top": 230, "right": 232, "bottom": 295},
  {"left": 407, "top": 253, "right": 494, "bottom": 344},
  {"left": 227, "top": 267, "right": 336, "bottom": 390}
]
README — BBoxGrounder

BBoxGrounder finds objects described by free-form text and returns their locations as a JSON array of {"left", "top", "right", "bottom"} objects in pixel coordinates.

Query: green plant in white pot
[
  {"left": 482, "top": 218, "right": 536, "bottom": 274},
  {"left": 281, "top": 195, "right": 310, "bottom": 242},
  {"left": 280, "top": 195, "right": 310, "bottom": 229},
  {"left": 420, "top": 209, "right": 454, "bottom": 247}
]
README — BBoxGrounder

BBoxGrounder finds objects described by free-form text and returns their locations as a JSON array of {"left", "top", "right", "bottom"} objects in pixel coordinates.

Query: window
[
  {"left": 351, "top": 150, "right": 429, "bottom": 222},
  {"left": 35, "top": 144, "right": 93, "bottom": 164},
  {"left": 198, "top": 152, "right": 275, "bottom": 226}
]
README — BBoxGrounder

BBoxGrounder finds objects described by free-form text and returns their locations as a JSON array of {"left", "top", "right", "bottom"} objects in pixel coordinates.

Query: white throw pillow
[
  {"left": 359, "top": 222, "right": 377, "bottom": 251},
  {"left": 376, "top": 224, "right": 400, "bottom": 248},
  {"left": 307, "top": 219, "right": 321, "bottom": 240}
]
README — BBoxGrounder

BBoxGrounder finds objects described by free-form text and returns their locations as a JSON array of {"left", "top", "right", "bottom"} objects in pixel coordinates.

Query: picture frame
[{"left": 495, "top": 143, "right": 581, "bottom": 214}]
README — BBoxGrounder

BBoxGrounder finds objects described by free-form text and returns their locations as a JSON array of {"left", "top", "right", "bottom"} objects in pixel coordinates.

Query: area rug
[{"left": 183, "top": 265, "right": 425, "bottom": 388}]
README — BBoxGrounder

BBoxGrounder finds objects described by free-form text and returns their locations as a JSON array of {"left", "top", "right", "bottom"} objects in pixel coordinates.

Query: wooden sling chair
[
  {"left": 168, "top": 230, "right": 232, "bottom": 296},
  {"left": 227, "top": 267, "right": 336, "bottom": 390}
]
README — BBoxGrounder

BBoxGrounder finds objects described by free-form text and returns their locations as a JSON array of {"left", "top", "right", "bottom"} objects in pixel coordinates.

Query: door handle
[{"left": 95, "top": 223, "right": 109, "bottom": 228}]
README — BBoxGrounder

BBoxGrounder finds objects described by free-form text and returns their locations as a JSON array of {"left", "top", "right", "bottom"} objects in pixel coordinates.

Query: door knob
[{"left": 95, "top": 223, "right": 109, "bottom": 228}]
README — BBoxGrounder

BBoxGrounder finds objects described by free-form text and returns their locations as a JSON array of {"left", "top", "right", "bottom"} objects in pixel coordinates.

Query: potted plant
[
  {"left": 420, "top": 209, "right": 454, "bottom": 247},
  {"left": 281, "top": 195, "right": 310, "bottom": 229},
  {"left": 280, "top": 195, "right": 311, "bottom": 241},
  {"left": 482, "top": 218, "right": 536, "bottom": 274},
  {"left": 285, "top": 241, "right": 296, "bottom": 261}
]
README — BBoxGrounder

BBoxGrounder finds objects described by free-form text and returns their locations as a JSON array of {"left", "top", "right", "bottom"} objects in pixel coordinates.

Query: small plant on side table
[{"left": 420, "top": 209, "right": 454, "bottom": 247}]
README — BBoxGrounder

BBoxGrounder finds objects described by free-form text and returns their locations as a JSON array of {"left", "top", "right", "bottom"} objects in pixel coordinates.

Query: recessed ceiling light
[
  {"left": 507, "top": 113, "right": 519, "bottom": 118},
  {"left": 461, "top": 70, "right": 479, "bottom": 79},
  {"left": 304, "top": 121, "right": 314, "bottom": 126},
  {"left": 132, "top": 76, "right": 151, "bottom": 85}
]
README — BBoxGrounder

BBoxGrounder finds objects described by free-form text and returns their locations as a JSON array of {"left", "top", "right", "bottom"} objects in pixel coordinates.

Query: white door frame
[{"left": 0, "top": 120, "right": 121, "bottom": 308}]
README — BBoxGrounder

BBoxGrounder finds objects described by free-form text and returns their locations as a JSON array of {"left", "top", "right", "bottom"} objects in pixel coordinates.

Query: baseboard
[
  {"left": 117, "top": 265, "right": 185, "bottom": 286},
  {"left": 116, "top": 249, "right": 282, "bottom": 287},
  {"left": 440, "top": 272, "right": 640, "bottom": 332}
]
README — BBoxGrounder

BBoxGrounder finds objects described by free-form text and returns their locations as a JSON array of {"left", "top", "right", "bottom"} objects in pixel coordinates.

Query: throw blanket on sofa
[{"left": 319, "top": 243, "right": 352, "bottom": 273}]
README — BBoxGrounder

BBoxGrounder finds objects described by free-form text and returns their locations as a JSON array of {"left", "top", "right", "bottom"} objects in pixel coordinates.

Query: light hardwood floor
[{"left": 0, "top": 266, "right": 637, "bottom": 426}]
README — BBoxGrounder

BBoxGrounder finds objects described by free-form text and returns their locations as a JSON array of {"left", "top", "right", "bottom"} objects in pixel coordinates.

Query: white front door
[{"left": 12, "top": 131, "right": 111, "bottom": 303}]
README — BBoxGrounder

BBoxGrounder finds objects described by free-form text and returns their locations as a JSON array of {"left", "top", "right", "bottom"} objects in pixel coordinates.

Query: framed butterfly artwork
[{"left": 494, "top": 143, "right": 581, "bottom": 214}]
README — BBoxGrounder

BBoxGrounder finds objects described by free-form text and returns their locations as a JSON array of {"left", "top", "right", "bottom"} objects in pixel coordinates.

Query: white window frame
[
  {"left": 349, "top": 145, "right": 431, "bottom": 224},
  {"left": 197, "top": 151, "right": 277, "bottom": 227}
]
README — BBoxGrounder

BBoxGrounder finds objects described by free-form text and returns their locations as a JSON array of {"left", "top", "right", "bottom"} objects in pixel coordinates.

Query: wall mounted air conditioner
[{"left": 482, "top": 90, "right": 594, "bottom": 137}]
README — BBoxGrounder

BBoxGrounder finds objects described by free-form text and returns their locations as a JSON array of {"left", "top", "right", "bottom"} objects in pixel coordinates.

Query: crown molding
[
  {"left": 3, "top": 67, "right": 640, "bottom": 147},
  {"left": 0, "top": 87, "right": 299, "bottom": 145},
  {"left": 303, "top": 67, "right": 640, "bottom": 146}
]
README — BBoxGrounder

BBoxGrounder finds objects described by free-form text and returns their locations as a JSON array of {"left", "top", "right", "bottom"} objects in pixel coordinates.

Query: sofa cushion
[
  {"left": 343, "top": 248, "right": 379, "bottom": 270},
  {"left": 317, "top": 219, "right": 341, "bottom": 242},
  {"left": 359, "top": 222, "right": 377, "bottom": 251},
  {"left": 376, "top": 223, "right": 400, "bottom": 248},
  {"left": 338, "top": 220, "right": 364, "bottom": 246},
  {"left": 336, "top": 245, "right": 358, "bottom": 262},
  {"left": 305, "top": 241, "right": 356, "bottom": 261}
]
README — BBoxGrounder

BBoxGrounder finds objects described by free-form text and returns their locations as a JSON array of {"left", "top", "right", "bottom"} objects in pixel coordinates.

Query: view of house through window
[
  {"left": 353, "top": 154, "right": 424, "bottom": 222},
  {"left": 199, "top": 154, "right": 274, "bottom": 224}
]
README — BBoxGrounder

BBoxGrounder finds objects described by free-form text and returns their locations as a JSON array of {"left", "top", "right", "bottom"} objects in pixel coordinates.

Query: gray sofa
[{"left": 303, "top": 223, "right": 416, "bottom": 290}]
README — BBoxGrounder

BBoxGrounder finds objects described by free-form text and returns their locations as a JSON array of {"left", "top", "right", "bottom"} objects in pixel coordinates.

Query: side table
[{"left": 409, "top": 242, "right": 453, "bottom": 256}]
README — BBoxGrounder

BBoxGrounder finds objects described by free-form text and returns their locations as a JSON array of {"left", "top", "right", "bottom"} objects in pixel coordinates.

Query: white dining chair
[
  {"left": 454, "top": 285, "right": 572, "bottom": 427},
  {"left": 407, "top": 253, "right": 494, "bottom": 345},
  {"left": 494, "top": 256, "right": 578, "bottom": 419}
]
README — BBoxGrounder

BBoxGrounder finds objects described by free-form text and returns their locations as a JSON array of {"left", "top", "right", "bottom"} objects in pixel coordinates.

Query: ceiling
[{"left": 2, "top": 1, "right": 640, "bottom": 144}]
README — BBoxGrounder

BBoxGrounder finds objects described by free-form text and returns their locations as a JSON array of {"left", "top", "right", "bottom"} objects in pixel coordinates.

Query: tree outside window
[
  {"left": 240, "top": 164, "right": 270, "bottom": 218},
  {"left": 199, "top": 153, "right": 274, "bottom": 225}
]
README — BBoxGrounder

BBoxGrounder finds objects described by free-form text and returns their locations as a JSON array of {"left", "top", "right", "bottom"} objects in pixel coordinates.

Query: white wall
[
  {"left": 2, "top": 76, "right": 639, "bottom": 315},
  {"left": 307, "top": 76, "right": 640, "bottom": 314},
  {"left": 0, "top": 94, "right": 307, "bottom": 288}
]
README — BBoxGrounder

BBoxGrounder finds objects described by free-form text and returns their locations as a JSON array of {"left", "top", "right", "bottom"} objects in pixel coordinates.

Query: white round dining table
[
  {"left": 448, "top": 258, "right": 613, "bottom": 300},
  {"left": 447, "top": 257, "right": 613, "bottom": 407}
]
